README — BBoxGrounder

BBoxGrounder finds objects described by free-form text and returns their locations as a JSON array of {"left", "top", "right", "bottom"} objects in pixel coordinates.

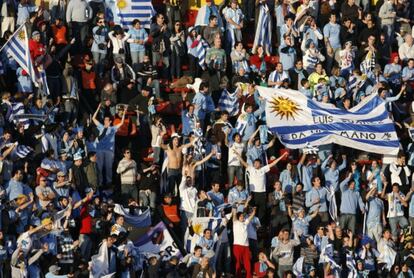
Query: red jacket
[
  {"left": 80, "top": 200, "right": 92, "bottom": 234},
  {"left": 29, "top": 39, "right": 46, "bottom": 61}
]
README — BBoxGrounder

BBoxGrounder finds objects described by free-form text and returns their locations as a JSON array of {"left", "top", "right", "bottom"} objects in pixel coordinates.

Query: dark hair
[
  {"left": 132, "top": 19, "right": 141, "bottom": 26},
  {"left": 200, "top": 82, "right": 209, "bottom": 91},
  {"left": 203, "top": 228, "right": 212, "bottom": 234},
  {"left": 311, "top": 176, "right": 319, "bottom": 184},
  {"left": 209, "top": 15, "right": 217, "bottom": 22},
  {"left": 194, "top": 246, "right": 202, "bottom": 252},
  {"left": 232, "top": 132, "right": 241, "bottom": 141},
  {"left": 88, "top": 151, "right": 97, "bottom": 159},
  {"left": 12, "top": 168, "right": 22, "bottom": 177}
]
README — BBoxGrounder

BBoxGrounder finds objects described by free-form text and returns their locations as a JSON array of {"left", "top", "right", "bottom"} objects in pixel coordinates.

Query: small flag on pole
[{"left": 0, "top": 24, "right": 37, "bottom": 85}]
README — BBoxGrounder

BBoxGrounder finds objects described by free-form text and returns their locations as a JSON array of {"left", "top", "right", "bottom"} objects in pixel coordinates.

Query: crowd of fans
[{"left": 0, "top": 0, "right": 413, "bottom": 277}]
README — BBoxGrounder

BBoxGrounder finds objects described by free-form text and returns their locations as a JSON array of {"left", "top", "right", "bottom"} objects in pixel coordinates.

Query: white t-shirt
[
  {"left": 233, "top": 219, "right": 250, "bottom": 246},
  {"left": 387, "top": 192, "right": 405, "bottom": 218},
  {"left": 228, "top": 142, "right": 245, "bottom": 167},
  {"left": 247, "top": 165, "right": 270, "bottom": 192},
  {"left": 17, "top": 231, "right": 32, "bottom": 255}
]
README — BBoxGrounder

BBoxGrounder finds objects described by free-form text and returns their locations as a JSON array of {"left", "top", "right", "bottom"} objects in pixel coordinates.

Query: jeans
[
  {"left": 170, "top": 51, "right": 182, "bottom": 79},
  {"left": 166, "top": 5, "right": 181, "bottom": 30},
  {"left": 167, "top": 168, "right": 181, "bottom": 194},
  {"left": 339, "top": 214, "right": 356, "bottom": 233},
  {"left": 79, "top": 234, "right": 92, "bottom": 260},
  {"left": 96, "top": 150, "right": 115, "bottom": 185},
  {"left": 189, "top": 55, "right": 202, "bottom": 79},
  {"left": 89, "top": 1, "right": 104, "bottom": 18},
  {"left": 47, "top": 76, "right": 62, "bottom": 101},
  {"left": 243, "top": 0, "right": 255, "bottom": 20},
  {"left": 216, "top": 242, "right": 231, "bottom": 275},
  {"left": 251, "top": 192, "right": 266, "bottom": 220},
  {"left": 92, "top": 51, "right": 107, "bottom": 77},
  {"left": 121, "top": 184, "right": 138, "bottom": 205},
  {"left": 131, "top": 51, "right": 145, "bottom": 67},
  {"left": 152, "top": 147, "right": 161, "bottom": 165},
  {"left": 278, "top": 264, "right": 293, "bottom": 278},
  {"left": 227, "top": 166, "right": 243, "bottom": 186},
  {"left": 367, "top": 223, "right": 383, "bottom": 243},
  {"left": 389, "top": 216, "right": 409, "bottom": 238},
  {"left": 180, "top": 210, "right": 193, "bottom": 234},
  {"left": 137, "top": 77, "right": 161, "bottom": 98},
  {"left": 139, "top": 190, "right": 157, "bottom": 208},
  {"left": 70, "top": 21, "right": 88, "bottom": 51},
  {"left": 63, "top": 99, "right": 78, "bottom": 125},
  {"left": 382, "top": 24, "right": 394, "bottom": 45}
]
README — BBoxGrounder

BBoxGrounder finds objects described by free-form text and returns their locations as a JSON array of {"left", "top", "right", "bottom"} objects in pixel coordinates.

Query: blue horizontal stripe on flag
[
  {"left": 130, "top": 6, "right": 153, "bottom": 10},
  {"left": 117, "top": 13, "right": 153, "bottom": 17},
  {"left": 9, "top": 37, "right": 26, "bottom": 55},
  {"left": 5, "top": 46, "right": 26, "bottom": 67},
  {"left": 307, "top": 97, "right": 384, "bottom": 116},
  {"left": 274, "top": 122, "right": 396, "bottom": 134},
  {"left": 275, "top": 131, "right": 400, "bottom": 147},
  {"left": 5, "top": 41, "right": 25, "bottom": 61}
]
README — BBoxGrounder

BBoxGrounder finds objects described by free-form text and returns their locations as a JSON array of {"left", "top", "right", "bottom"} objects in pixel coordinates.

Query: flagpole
[{"left": 0, "top": 24, "right": 25, "bottom": 53}]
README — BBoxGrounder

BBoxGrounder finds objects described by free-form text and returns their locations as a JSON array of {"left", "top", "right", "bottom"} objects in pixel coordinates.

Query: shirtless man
[
  {"left": 182, "top": 148, "right": 216, "bottom": 186},
  {"left": 161, "top": 133, "right": 195, "bottom": 193}
]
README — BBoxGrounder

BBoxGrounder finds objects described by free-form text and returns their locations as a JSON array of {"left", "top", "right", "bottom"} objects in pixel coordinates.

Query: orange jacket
[
  {"left": 51, "top": 25, "right": 68, "bottom": 45},
  {"left": 113, "top": 117, "right": 137, "bottom": 137},
  {"left": 162, "top": 204, "right": 180, "bottom": 223}
]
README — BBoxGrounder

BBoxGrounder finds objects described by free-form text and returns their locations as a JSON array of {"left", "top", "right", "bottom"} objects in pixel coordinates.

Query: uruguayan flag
[
  {"left": 292, "top": 256, "right": 304, "bottom": 277},
  {"left": 15, "top": 144, "right": 34, "bottom": 158},
  {"left": 252, "top": 3, "right": 272, "bottom": 55},
  {"left": 113, "top": 204, "right": 151, "bottom": 227},
  {"left": 327, "top": 184, "right": 338, "bottom": 224},
  {"left": 378, "top": 244, "right": 396, "bottom": 271},
  {"left": 346, "top": 251, "right": 357, "bottom": 278},
  {"left": 38, "top": 67, "right": 50, "bottom": 96},
  {"left": 0, "top": 25, "right": 37, "bottom": 85},
  {"left": 10, "top": 102, "right": 30, "bottom": 129},
  {"left": 218, "top": 89, "right": 239, "bottom": 116},
  {"left": 195, "top": 39, "right": 209, "bottom": 70},
  {"left": 257, "top": 87, "right": 399, "bottom": 155},
  {"left": 184, "top": 217, "right": 224, "bottom": 256},
  {"left": 114, "top": 0, "right": 155, "bottom": 28}
]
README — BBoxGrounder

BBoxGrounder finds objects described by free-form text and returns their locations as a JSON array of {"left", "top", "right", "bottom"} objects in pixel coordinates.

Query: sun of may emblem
[
  {"left": 269, "top": 96, "right": 302, "bottom": 120},
  {"left": 18, "top": 30, "right": 25, "bottom": 40},
  {"left": 117, "top": 0, "right": 127, "bottom": 9}
]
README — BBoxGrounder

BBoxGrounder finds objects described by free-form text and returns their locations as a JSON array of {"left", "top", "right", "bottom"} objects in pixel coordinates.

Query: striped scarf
[
  {"left": 253, "top": 4, "right": 272, "bottom": 55},
  {"left": 15, "top": 144, "right": 34, "bottom": 158},
  {"left": 39, "top": 67, "right": 50, "bottom": 96},
  {"left": 360, "top": 50, "right": 376, "bottom": 75},
  {"left": 218, "top": 89, "right": 239, "bottom": 116},
  {"left": 346, "top": 251, "right": 357, "bottom": 278},
  {"left": 10, "top": 102, "right": 30, "bottom": 129},
  {"left": 195, "top": 39, "right": 209, "bottom": 70}
]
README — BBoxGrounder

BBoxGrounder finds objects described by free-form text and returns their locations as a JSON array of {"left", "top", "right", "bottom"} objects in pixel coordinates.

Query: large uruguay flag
[
  {"left": 134, "top": 222, "right": 182, "bottom": 261},
  {"left": 0, "top": 25, "right": 37, "bottom": 85},
  {"left": 257, "top": 87, "right": 399, "bottom": 155},
  {"left": 114, "top": 0, "right": 155, "bottom": 28}
]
